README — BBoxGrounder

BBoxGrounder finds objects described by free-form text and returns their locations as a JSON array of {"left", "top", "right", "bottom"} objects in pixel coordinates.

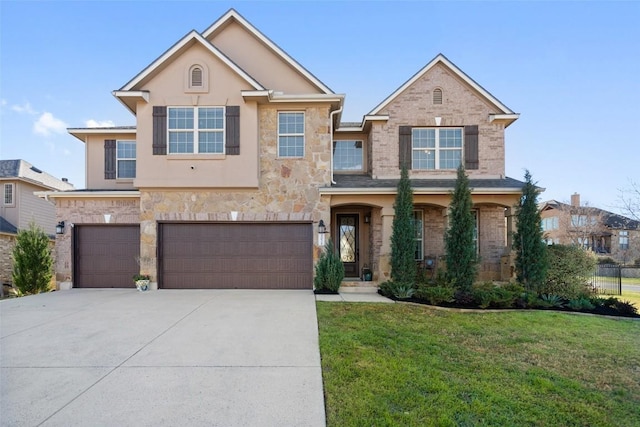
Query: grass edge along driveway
[{"left": 317, "top": 302, "right": 640, "bottom": 427}]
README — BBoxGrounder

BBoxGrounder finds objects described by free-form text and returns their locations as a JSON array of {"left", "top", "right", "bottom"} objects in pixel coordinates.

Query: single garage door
[
  {"left": 74, "top": 225, "right": 140, "bottom": 288},
  {"left": 160, "top": 223, "right": 312, "bottom": 289}
]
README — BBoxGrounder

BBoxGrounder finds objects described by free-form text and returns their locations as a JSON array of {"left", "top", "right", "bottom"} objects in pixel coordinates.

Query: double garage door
[{"left": 74, "top": 223, "right": 312, "bottom": 289}]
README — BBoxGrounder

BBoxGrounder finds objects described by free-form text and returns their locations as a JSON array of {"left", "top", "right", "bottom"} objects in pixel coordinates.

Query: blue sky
[{"left": 1, "top": 1, "right": 638, "bottom": 214}]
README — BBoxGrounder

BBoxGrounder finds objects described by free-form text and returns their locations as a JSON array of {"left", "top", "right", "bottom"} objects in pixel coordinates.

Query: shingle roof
[
  {"left": 0, "top": 216, "right": 18, "bottom": 234},
  {"left": 0, "top": 160, "right": 75, "bottom": 191},
  {"left": 331, "top": 174, "right": 525, "bottom": 191},
  {"left": 339, "top": 122, "right": 362, "bottom": 128}
]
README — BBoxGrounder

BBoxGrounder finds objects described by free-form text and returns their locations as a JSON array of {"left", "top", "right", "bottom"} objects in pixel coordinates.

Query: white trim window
[
  {"left": 278, "top": 112, "right": 304, "bottom": 157},
  {"left": 619, "top": 231, "right": 629, "bottom": 250},
  {"left": 168, "top": 107, "right": 224, "bottom": 154},
  {"left": 3, "top": 183, "right": 14, "bottom": 206},
  {"left": 414, "top": 210, "right": 423, "bottom": 260},
  {"left": 116, "top": 140, "right": 136, "bottom": 179},
  {"left": 412, "top": 128, "right": 462, "bottom": 170},
  {"left": 541, "top": 216, "right": 559, "bottom": 231},
  {"left": 333, "top": 140, "right": 363, "bottom": 171}
]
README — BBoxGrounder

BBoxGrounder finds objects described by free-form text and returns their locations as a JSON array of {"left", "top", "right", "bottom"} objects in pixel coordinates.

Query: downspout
[{"left": 329, "top": 106, "right": 343, "bottom": 185}]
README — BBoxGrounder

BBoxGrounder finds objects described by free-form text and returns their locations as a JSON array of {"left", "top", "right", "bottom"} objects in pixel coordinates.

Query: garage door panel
[
  {"left": 75, "top": 225, "right": 140, "bottom": 288},
  {"left": 160, "top": 223, "right": 312, "bottom": 289}
]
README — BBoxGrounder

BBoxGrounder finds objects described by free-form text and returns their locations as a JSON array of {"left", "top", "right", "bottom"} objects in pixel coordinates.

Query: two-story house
[
  {"left": 540, "top": 193, "right": 640, "bottom": 265},
  {"left": 46, "top": 9, "right": 524, "bottom": 290},
  {"left": 1, "top": 159, "right": 74, "bottom": 284}
]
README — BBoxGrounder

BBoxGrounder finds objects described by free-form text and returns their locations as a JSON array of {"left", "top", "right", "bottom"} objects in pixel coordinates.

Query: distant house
[
  {"left": 0, "top": 159, "right": 74, "bottom": 284},
  {"left": 42, "top": 9, "right": 524, "bottom": 290},
  {"left": 540, "top": 193, "right": 640, "bottom": 265}
]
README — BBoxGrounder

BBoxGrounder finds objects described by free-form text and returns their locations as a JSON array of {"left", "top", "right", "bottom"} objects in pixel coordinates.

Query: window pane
[
  {"left": 168, "top": 108, "right": 193, "bottom": 130},
  {"left": 333, "top": 140, "right": 363, "bottom": 170},
  {"left": 198, "top": 108, "right": 223, "bottom": 130},
  {"left": 278, "top": 136, "right": 304, "bottom": 157},
  {"left": 169, "top": 131, "right": 194, "bottom": 153},
  {"left": 413, "top": 150, "right": 435, "bottom": 170},
  {"left": 439, "top": 150, "right": 461, "bottom": 169},
  {"left": 439, "top": 129, "right": 462, "bottom": 148},
  {"left": 117, "top": 160, "right": 136, "bottom": 178},
  {"left": 198, "top": 131, "right": 224, "bottom": 153},
  {"left": 278, "top": 112, "right": 304, "bottom": 134},
  {"left": 117, "top": 141, "right": 136, "bottom": 159},
  {"left": 412, "top": 129, "right": 436, "bottom": 148}
]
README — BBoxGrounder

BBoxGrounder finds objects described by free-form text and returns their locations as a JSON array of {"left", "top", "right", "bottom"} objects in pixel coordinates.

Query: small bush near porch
[{"left": 317, "top": 303, "right": 640, "bottom": 426}]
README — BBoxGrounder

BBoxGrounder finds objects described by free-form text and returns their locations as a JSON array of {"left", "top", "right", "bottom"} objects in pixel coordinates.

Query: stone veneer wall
[
  {"left": 139, "top": 105, "right": 332, "bottom": 280},
  {"left": 54, "top": 198, "right": 140, "bottom": 282},
  {"left": 0, "top": 234, "right": 17, "bottom": 284}
]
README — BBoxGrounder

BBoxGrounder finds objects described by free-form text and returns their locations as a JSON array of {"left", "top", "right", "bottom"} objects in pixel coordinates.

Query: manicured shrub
[
  {"left": 415, "top": 285, "right": 455, "bottom": 305},
  {"left": 391, "top": 166, "right": 416, "bottom": 285},
  {"left": 538, "top": 294, "right": 565, "bottom": 308},
  {"left": 513, "top": 170, "right": 548, "bottom": 292},
  {"left": 314, "top": 239, "right": 344, "bottom": 293},
  {"left": 471, "top": 282, "right": 518, "bottom": 309},
  {"left": 12, "top": 222, "right": 53, "bottom": 295},
  {"left": 567, "top": 297, "right": 595, "bottom": 311},
  {"left": 380, "top": 281, "right": 415, "bottom": 299},
  {"left": 542, "top": 245, "right": 597, "bottom": 299},
  {"left": 444, "top": 165, "right": 478, "bottom": 292}
]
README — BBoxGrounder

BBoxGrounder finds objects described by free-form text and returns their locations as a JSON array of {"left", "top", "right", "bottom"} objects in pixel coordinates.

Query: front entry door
[{"left": 337, "top": 214, "right": 358, "bottom": 277}]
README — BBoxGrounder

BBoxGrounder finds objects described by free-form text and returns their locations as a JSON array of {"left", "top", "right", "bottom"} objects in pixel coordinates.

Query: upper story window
[
  {"left": 168, "top": 107, "right": 224, "bottom": 154},
  {"left": 3, "top": 183, "right": 14, "bottom": 206},
  {"left": 433, "top": 88, "right": 443, "bottom": 105},
  {"left": 333, "top": 140, "right": 363, "bottom": 171},
  {"left": 412, "top": 128, "right": 462, "bottom": 170},
  {"left": 116, "top": 140, "right": 136, "bottom": 179},
  {"left": 278, "top": 112, "right": 304, "bottom": 157},
  {"left": 541, "top": 216, "right": 559, "bottom": 231},
  {"left": 619, "top": 231, "right": 629, "bottom": 250}
]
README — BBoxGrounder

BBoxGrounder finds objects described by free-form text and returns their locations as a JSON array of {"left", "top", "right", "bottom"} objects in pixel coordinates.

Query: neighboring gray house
[{"left": 0, "top": 159, "right": 74, "bottom": 284}]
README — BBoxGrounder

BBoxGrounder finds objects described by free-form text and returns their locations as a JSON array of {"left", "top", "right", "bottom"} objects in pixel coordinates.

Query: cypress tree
[
  {"left": 514, "top": 170, "right": 548, "bottom": 292},
  {"left": 391, "top": 166, "right": 416, "bottom": 284},
  {"left": 445, "top": 165, "right": 477, "bottom": 291},
  {"left": 12, "top": 222, "right": 54, "bottom": 295}
]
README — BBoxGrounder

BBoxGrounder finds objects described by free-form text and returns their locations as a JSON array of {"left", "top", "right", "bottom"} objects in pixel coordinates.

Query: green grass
[{"left": 317, "top": 303, "right": 640, "bottom": 426}]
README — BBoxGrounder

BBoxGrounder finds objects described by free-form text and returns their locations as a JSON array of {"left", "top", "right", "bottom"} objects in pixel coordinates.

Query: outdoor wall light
[
  {"left": 56, "top": 221, "right": 65, "bottom": 235},
  {"left": 318, "top": 219, "right": 328, "bottom": 246}
]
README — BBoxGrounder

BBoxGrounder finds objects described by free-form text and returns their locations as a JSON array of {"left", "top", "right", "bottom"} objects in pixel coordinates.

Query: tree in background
[
  {"left": 391, "top": 166, "right": 416, "bottom": 285},
  {"left": 444, "top": 165, "right": 478, "bottom": 292},
  {"left": 514, "top": 170, "right": 548, "bottom": 292},
  {"left": 12, "top": 222, "right": 53, "bottom": 295},
  {"left": 618, "top": 179, "right": 640, "bottom": 222}
]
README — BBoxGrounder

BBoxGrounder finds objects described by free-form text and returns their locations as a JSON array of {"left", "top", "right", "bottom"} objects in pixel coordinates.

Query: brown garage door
[
  {"left": 159, "top": 223, "right": 312, "bottom": 289},
  {"left": 74, "top": 225, "right": 140, "bottom": 288}
]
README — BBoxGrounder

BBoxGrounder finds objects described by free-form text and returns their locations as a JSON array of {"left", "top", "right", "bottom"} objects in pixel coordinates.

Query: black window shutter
[
  {"left": 153, "top": 106, "right": 167, "bottom": 155},
  {"left": 464, "top": 125, "right": 479, "bottom": 170},
  {"left": 104, "top": 139, "right": 116, "bottom": 179},
  {"left": 399, "top": 126, "right": 412, "bottom": 169},
  {"left": 225, "top": 106, "right": 240, "bottom": 155}
]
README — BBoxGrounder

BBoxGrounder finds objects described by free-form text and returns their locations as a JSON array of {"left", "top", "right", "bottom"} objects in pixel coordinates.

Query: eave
[
  {"left": 241, "top": 90, "right": 344, "bottom": 108},
  {"left": 68, "top": 127, "right": 137, "bottom": 143},
  {"left": 111, "top": 91, "right": 150, "bottom": 115},
  {"left": 319, "top": 187, "right": 524, "bottom": 196},
  {"left": 489, "top": 114, "right": 520, "bottom": 128},
  {"left": 35, "top": 190, "right": 141, "bottom": 199}
]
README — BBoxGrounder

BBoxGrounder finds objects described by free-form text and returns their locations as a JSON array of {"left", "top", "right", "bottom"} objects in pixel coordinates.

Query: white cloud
[
  {"left": 1, "top": 99, "right": 7, "bottom": 107},
  {"left": 85, "top": 119, "right": 115, "bottom": 128},
  {"left": 33, "top": 112, "right": 68, "bottom": 136},
  {"left": 12, "top": 102, "right": 37, "bottom": 115}
]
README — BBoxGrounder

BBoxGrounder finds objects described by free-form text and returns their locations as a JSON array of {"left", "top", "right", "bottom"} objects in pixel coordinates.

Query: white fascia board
[
  {"left": 120, "top": 31, "right": 263, "bottom": 92},
  {"left": 368, "top": 54, "right": 515, "bottom": 116},
  {"left": 202, "top": 9, "right": 334, "bottom": 94},
  {"left": 35, "top": 190, "right": 141, "bottom": 199},
  {"left": 335, "top": 127, "right": 364, "bottom": 132},
  {"left": 111, "top": 91, "right": 150, "bottom": 115},
  {"left": 269, "top": 93, "right": 344, "bottom": 103},
  {"left": 489, "top": 113, "right": 520, "bottom": 127},
  {"left": 363, "top": 115, "right": 389, "bottom": 121},
  {"left": 68, "top": 127, "right": 136, "bottom": 142}
]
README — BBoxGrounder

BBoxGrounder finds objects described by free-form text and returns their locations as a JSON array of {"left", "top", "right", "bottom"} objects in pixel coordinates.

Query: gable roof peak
[
  {"left": 368, "top": 53, "right": 516, "bottom": 117},
  {"left": 202, "top": 8, "right": 334, "bottom": 94}
]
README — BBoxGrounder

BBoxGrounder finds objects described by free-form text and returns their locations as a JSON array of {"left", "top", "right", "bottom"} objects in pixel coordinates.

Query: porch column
[
  {"left": 378, "top": 207, "right": 395, "bottom": 281},
  {"left": 505, "top": 207, "right": 515, "bottom": 251}
]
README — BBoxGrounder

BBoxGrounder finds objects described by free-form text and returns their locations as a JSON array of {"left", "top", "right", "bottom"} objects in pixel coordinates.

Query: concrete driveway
[{"left": 0, "top": 289, "right": 325, "bottom": 426}]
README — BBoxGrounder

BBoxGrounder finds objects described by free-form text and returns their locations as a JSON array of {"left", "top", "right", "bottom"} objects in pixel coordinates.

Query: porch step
[{"left": 339, "top": 279, "right": 379, "bottom": 293}]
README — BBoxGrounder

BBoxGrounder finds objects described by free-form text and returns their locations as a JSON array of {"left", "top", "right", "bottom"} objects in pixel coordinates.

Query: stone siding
[
  {"left": 139, "top": 105, "right": 333, "bottom": 280},
  {"left": 371, "top": 63, "right": 506, "bottom": 179},
  {"left": 54, "top": 198, "right": 140, "bottom": 282},
  {"left": 0, "top": 234, "right": 16, "bottom": 284}
]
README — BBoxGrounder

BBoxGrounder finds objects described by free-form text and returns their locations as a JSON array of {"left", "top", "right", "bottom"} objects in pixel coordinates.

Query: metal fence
[{"left": 591, "top": 264, "right": 621, "bottom": 295}]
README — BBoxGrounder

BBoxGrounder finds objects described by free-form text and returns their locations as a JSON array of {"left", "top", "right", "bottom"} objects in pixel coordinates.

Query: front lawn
[{"left": 317, "top": 303, "right": 640, "bottom": 426}]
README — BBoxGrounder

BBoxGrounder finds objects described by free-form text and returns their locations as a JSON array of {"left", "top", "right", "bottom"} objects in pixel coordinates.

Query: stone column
[{"left": 377, "top": 207, "right": 395, "bottom": 281}]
